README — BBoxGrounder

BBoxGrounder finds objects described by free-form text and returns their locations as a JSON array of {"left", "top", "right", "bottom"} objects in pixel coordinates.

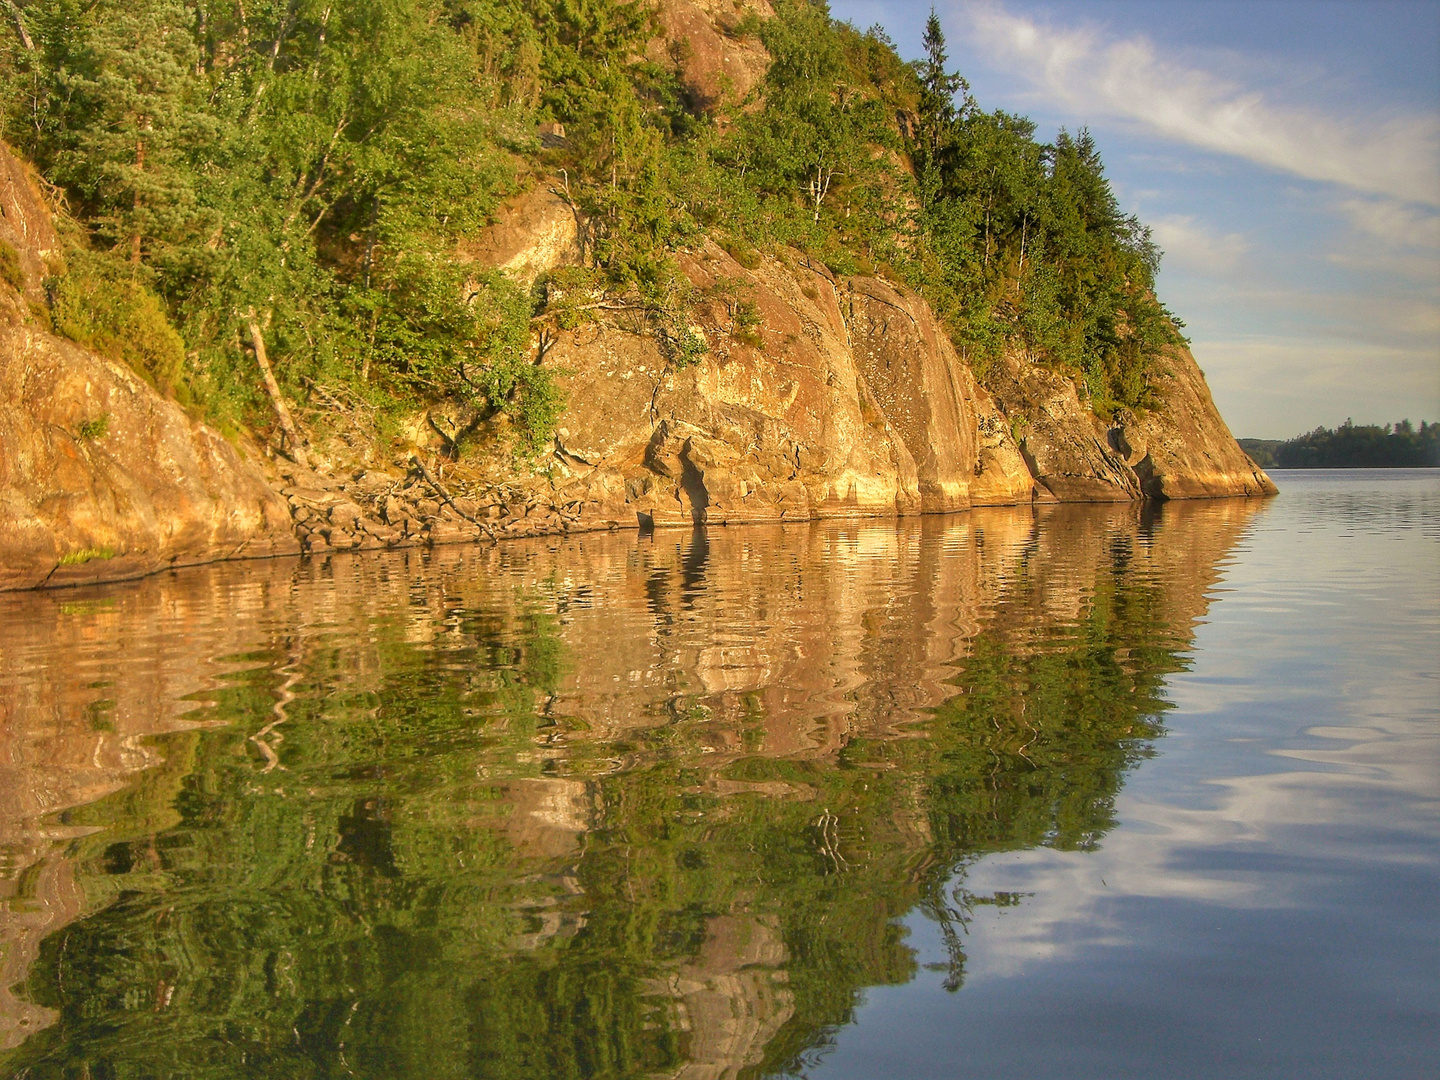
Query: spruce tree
[
  {"left": 915, "top": 8, "right": 968, "bottom": 162},
  {"left": 53, "top": 0, "right": 202, "bottom": 266}
]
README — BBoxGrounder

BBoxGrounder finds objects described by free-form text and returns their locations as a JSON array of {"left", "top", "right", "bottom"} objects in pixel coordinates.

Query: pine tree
[{"left": 53, "top": 0, "right": 202, "bottom": 265}]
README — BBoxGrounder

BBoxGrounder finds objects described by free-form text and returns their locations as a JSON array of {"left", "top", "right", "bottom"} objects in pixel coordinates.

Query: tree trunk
[
  {"left": 130, "top": 138, "right": 146, "bottom": 265},
  {"left": 1017, "top": 214, "right": 1028, "bottom": 291},
  {"left": 984, "top": 198, "right": 992, "bottom": 271},
  {"left": 247, "top": 319, "right": 309, "bottom": 468},
  {"left": 4, "top": 1, "right": 33, "bottom": 51}
]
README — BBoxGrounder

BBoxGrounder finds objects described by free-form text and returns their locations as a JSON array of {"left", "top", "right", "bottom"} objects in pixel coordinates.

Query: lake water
[{"left": 0, "top": 470, "right": 1435, "bottom": 1079}]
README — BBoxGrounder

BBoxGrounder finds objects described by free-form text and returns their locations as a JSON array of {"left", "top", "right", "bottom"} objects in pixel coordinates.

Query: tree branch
[
  {"left": 410, "top": 454, "right": 496, "bottom": 539},
  {"left": 246, "top": 318, "right": 309, "bottom": 468}
]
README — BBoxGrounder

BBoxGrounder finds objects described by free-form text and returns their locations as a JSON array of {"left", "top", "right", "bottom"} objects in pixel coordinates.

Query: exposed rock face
[
  {"left": 844, "top": 274, "right": 1035, "bottom": 508},
  {"left": 0, "top": 144, "right": 58, "bottom": 311},
  {"left": 0, "top": 328, "right": 299, "bottom": 590},
  {"left": 536, "top": 241, "right": 1046, "bottom": 529},
  {"left": 532, "top": 236, "right": 1267, "bottom": 531},
  {"left": 983, "top": 348, "right": 1144, "bottom": 503},
  {"left": 1129, "top": 346, "right": 1278, "bottom": 499},
  {"left": 650, "top": 0, "right": 774, "bottom": 112},
  {"left": 982, "top": 344, "right": 1275, "bottom": 502},
  {"left": 0, "top": 145, "right": 297, "bottom": 591},
  {"left": 846, "top": 274, "right": 980, "bottom": 513},
  {"left": 462, "top": 184, "right": 583, "bottom": 287}
]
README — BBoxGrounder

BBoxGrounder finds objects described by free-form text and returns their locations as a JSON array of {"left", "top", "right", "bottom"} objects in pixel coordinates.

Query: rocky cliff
[
  {"left": 0, "top": 140, "right": 1272, "bottom": 592},
  {"left": 520, "top": 230, "right": 1273, "bottom": 531},
  {"left": 0, "top": 148, "right": 296, "bottom": 591}
]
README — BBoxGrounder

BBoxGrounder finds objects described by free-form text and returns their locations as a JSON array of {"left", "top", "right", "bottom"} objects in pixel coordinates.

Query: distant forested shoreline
[{"left": 1241, "top": 420, "right": 1439, "bottom": 469}]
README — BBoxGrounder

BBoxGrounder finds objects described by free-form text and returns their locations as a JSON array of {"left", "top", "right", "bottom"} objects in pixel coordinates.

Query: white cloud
[
  {"left": 1200, "top": 335, "right": 1439, "bottom": 396},
  {"left": 1336, "top": 196, "right": 1440, "bottom": 251},
  {"left": 1149, "top": 215, "right": 1250, "bottom": 274},
  {"left": 951, "top": 657, "right": 1440, "bottom": 980},
  {"left": 959, "top": 1, "right": 1440, "bottom": 207}
]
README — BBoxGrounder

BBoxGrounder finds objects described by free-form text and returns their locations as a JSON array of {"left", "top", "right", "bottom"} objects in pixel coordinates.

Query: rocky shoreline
[
  {"left": 0, "top": 140, "right": 1275, "bottom": 593},
  {"left": 276, "top": 464, "right": 629, "bottom": 556}
]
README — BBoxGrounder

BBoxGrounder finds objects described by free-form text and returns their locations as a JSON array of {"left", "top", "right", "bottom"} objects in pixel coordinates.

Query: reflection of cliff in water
[{"left": 0, "top": 498, "right": 1263, "bottom": 1078}]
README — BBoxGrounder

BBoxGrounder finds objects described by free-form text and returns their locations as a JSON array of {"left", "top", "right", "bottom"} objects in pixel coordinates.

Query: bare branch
[
  {"left": 246, "top": 318, "right": 309, "bottom": 468},
  {"left": 410, "top": 454, "right": 496, "bottom": 539}
]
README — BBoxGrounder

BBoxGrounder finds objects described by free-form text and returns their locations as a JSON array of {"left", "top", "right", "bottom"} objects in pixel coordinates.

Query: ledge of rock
[{"left": 0, "top": 326, "right": 299, "bottom": 590}]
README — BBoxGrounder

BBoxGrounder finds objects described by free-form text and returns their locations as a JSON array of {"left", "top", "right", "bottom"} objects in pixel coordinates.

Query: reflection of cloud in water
[
  {"left": 962, "top": 745, "right": 1432, "bottom": 980},
  {"left": 941, "top": 472, "right": 1439, "bottom": 986}
]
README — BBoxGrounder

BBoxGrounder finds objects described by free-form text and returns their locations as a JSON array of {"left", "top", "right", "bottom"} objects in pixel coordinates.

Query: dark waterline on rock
[{"left": 0, "top": 473, "right": 1433, "bottom": 1077}]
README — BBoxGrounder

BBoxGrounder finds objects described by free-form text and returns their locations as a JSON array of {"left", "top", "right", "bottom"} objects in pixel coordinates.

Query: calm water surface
[{"left": 0, "top": 470, "right": 1434, "bottom": 1078}]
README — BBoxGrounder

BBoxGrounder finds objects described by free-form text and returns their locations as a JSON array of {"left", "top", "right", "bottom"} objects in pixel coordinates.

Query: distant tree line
[{"left": 1241, "top": 420, "right": 1439, "bottom": 469}]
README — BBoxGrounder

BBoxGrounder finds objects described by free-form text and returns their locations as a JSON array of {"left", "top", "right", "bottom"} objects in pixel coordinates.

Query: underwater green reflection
[{"left": 2, "top": 540, "right": 1186, "bottom": 1080}]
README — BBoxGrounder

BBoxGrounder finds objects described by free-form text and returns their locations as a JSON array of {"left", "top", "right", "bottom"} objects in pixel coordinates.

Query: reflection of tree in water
[{"left": 0, "top": 507, "right": 1227, "bottom": 1079}]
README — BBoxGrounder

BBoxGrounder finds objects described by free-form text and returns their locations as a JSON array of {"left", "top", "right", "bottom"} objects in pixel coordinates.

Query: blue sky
[{"left": 828, "top": 0, "right": 1440, "bottom": 438}]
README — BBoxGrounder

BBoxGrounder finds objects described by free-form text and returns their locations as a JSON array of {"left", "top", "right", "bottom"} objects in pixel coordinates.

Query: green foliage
[
  {"left": 679, "top": 5, "right": 912, "bottom": 273},
  {"left": 8, "top": 0, "right": 550, "bottom": 442},
  {"left": 1237, "top": 438, "right": 1281, "bottom": 467},
  {"left": 661, "top": 321, "right": 709, "bottom": 367},
  {"left": 909, "top": 88, "right": 1184, "bottom": 412},
  {"left": 748, "top": 2, "right": 893, "bottom": 227},
  {"left": 0, "top": 237, "right": 23, "bottom": 290},
  {"left": 1, "top": 0, "right": 1187, "bottom": 444},
  {"left": 718, "top": 236, "right": 761, "bottom": 270},
  {"left": 76, "top": 412, "right": 110, "bottom": 440},
  {"left": 708, "top": 275, "right": 764, "bottom": 347},
  {"left": 35, "top": 0, "right": 205, "bottom": 265},
  {"left": 48, "top": 246, "right": 188, "bottom": 398},
  {"left": 56, "top": 545, "right": 115, "bottom": 564},
  {"left": 662, "top": 3, "right": 1179, "bottom": 413}
]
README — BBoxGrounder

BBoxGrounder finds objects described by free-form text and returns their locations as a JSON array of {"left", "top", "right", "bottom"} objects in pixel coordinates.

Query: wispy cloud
[
  {"left": 1150, "top": 215, "right": 1250, "bottom": 274},
  {"left": 1336, "top": 197, "right": 1440, "bottom": 251},
  {"left": 1193, "top": 336, "right": 1440, "bottom": 434},
  {"left": 959, "top": 1, "right": 1440, "bottom": 207},
  {"left": 1176, "top": 274, "right": 1440, "bottom": 350},
  {"left": 1201, "top": 337, "right": 1439, "bottom": 394}
]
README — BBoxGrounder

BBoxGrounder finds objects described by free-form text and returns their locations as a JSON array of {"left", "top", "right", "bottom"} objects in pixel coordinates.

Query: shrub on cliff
[{"left": 47, "top": 247, "right": 189, "bottom": 401}]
